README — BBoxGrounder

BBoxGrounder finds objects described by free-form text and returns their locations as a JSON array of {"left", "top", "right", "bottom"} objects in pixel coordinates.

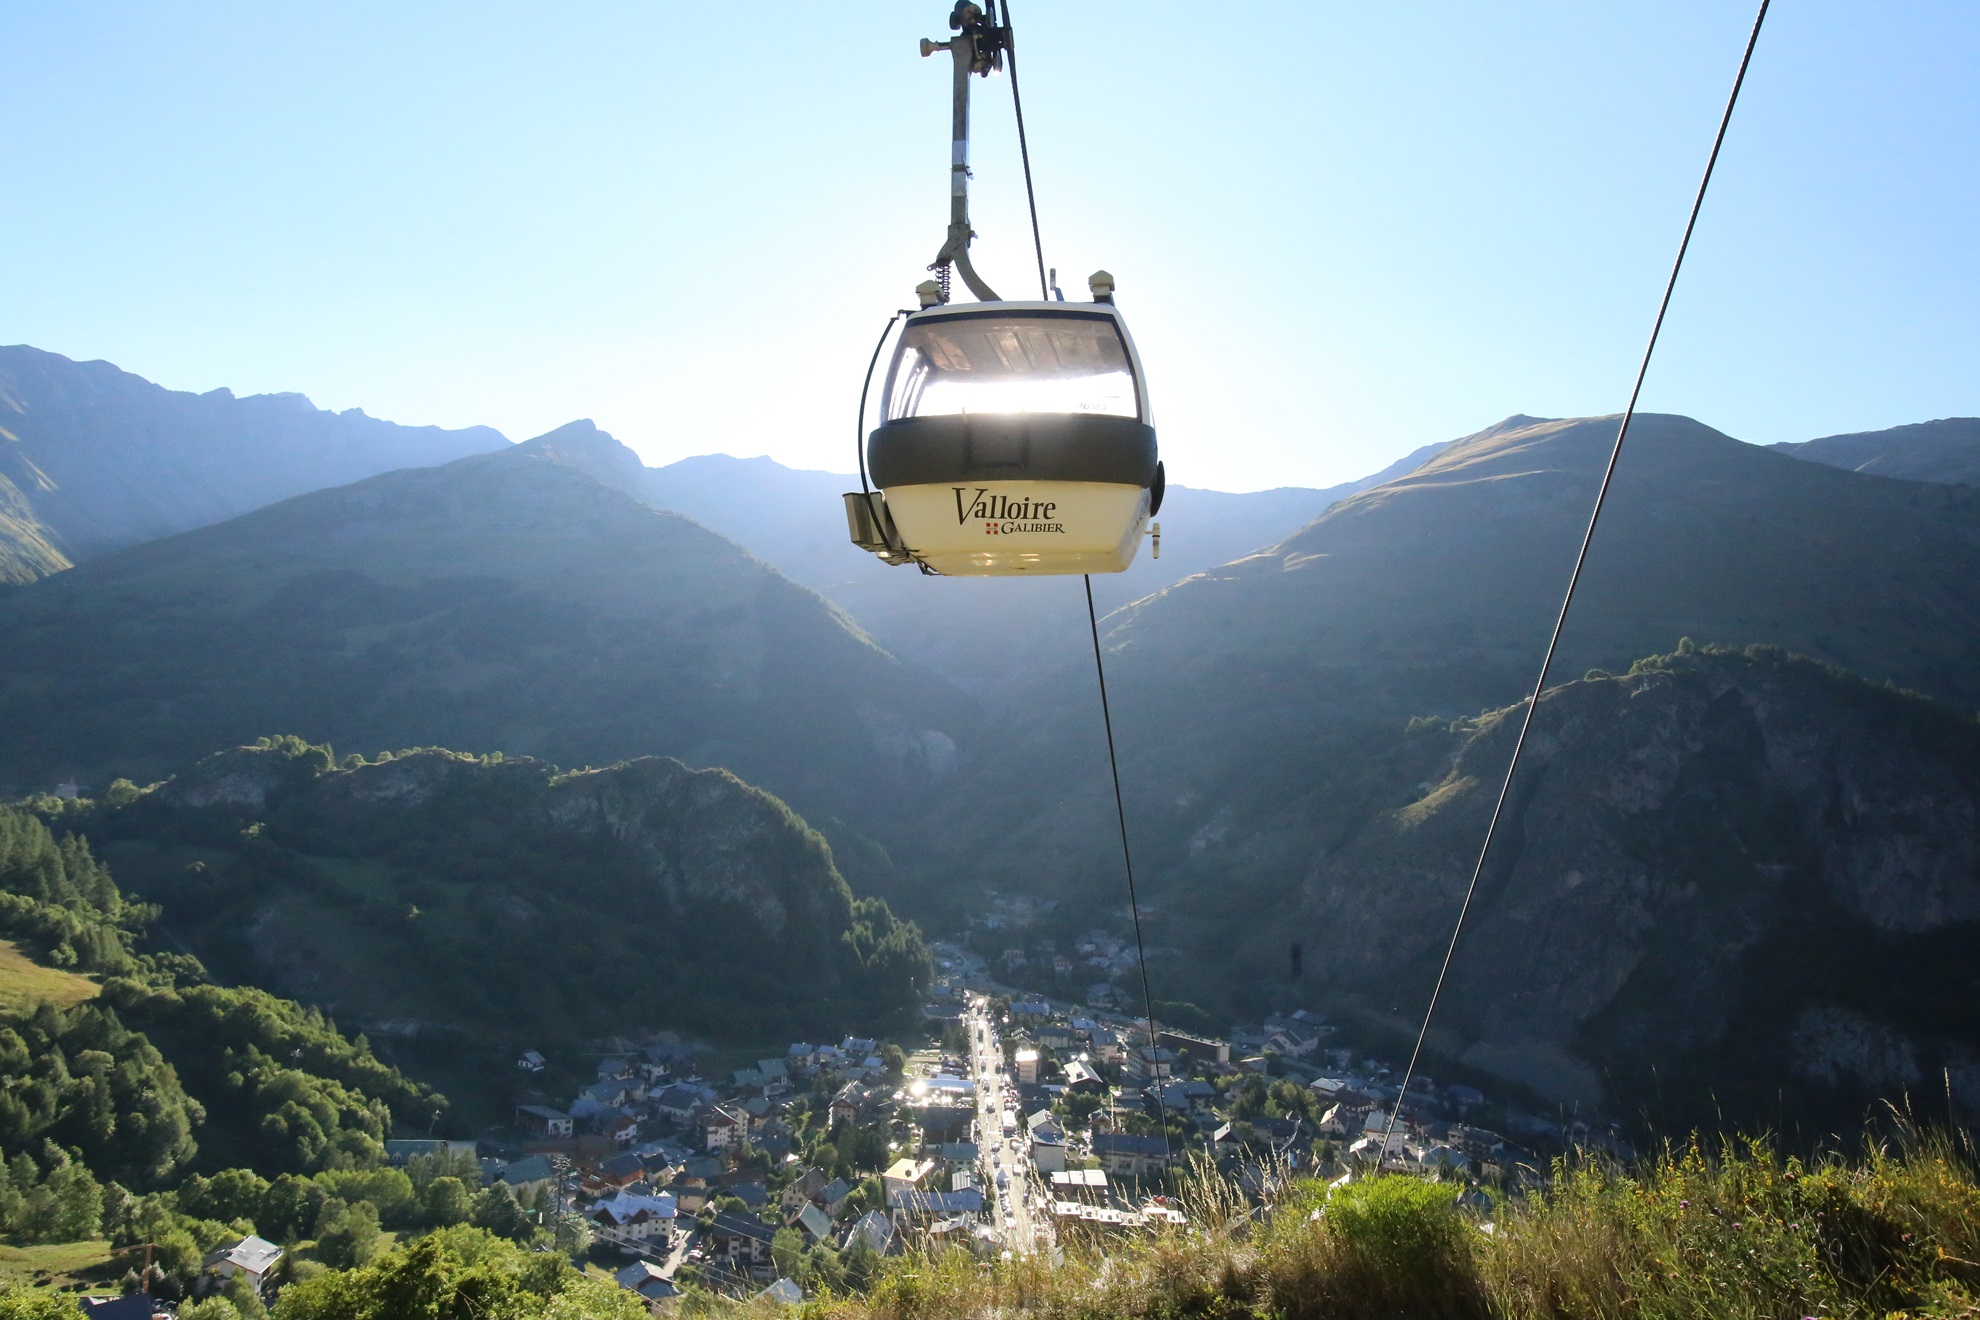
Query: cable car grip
[{"left": 921, "top": 2, "right": 1012, "bottom": 303}]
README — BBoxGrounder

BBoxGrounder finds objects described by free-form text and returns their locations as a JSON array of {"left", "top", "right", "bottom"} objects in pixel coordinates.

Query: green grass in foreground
[
  {"left": 0, "top": 941, "right": 97, "bottom": 1019},
  {"left": 693, "top": 1134, "right": 1980, "bottom": 1320}
]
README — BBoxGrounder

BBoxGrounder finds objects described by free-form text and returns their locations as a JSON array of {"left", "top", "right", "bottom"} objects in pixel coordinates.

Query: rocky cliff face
[{"left": 1294, "top": 647, "right": 1980, "bottom": 1125}]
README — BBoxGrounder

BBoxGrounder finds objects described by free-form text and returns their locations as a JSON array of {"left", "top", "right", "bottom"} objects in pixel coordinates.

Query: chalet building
[{"left": 705, "top": 1211, "right": 778, "bottom": 1279}]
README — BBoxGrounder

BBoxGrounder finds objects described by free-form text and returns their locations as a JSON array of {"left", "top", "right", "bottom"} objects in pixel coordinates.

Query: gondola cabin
[{"left": 846, "top": 280, "right": 1163, "bottom": 576}]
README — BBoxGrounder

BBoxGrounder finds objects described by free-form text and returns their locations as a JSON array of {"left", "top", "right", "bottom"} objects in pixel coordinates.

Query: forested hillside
[
  {"left": 0, "top": 800, "right": 448, "bottom": 1181},
  {"left": 0, "top": 727, "right": 933, "bottom": 1302},
  {"left": 81, "top": 737, "right": 931, "bottom": 1063}
]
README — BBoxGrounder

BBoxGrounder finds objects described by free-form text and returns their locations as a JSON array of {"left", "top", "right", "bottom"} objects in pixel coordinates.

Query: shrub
[{"left": 1261, "top": 1174, "right": 1486, "bottom": 1320}]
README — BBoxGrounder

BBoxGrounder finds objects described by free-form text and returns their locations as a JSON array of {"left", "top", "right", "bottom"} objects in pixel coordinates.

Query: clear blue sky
[{"left": 3, "top": 2, "right": 1974, "bottom": 491}]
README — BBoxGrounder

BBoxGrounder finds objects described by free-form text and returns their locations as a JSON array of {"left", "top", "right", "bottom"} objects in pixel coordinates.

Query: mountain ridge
[
  {"left": 640, "top": 440, "right": 1456, "bottom": 697},
  {"left": 0, "top": 344, "right": 508, "bottom": 578},
  {"left": 1770, "top": 416, "right": 1980, "bottom": 486},
  {"left": 0, "top": 431, "right": 967, "bottom": 858}
]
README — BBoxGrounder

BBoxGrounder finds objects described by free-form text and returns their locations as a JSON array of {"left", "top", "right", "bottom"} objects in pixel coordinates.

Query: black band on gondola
[{"left": 868, "top": 414, "right": 1158, "bottom": 488}]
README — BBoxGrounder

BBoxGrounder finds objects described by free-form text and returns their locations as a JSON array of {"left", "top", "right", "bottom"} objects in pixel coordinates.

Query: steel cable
[
  {"left": 1086, "top": 574, "right": 1171, "bottom": 1163},
  {"left": 1381, "top": 0, "right": 1772, "bottom": 1158},
  {"left": 1000, "top": 0, "right": 1051, "bottom": 299}
]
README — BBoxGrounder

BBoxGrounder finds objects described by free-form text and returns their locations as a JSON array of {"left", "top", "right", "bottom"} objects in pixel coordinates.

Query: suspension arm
[{"left": 922, "top": 6, "right": 1003, "bottom": 301}]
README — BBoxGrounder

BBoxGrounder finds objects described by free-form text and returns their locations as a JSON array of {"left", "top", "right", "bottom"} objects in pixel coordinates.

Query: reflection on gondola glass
[{"left": 886, "top": 313, "right": 1139, "bottom": 420}]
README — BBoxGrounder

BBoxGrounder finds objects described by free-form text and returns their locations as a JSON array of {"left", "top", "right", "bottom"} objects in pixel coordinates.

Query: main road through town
[{"left": 966, "top": 995, "right": 1054, "bottom": 1256}]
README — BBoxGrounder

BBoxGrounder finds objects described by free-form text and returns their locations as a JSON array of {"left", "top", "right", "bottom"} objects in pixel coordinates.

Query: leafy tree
[
  {"left": 0, "top": 1293, "right": 77, "bottom": 1319},
  {"left": 31, "top": 1152, "right": 103, "bottom": 1242},
  {"left": 843, "top": 1175, "right": 884, "bottom": 1219},
  {"left": 176, "top": 1168, "right": 270, "bottom": 1225},
  {"left": 100, "top": 1178, "right": 136, "bottom": 1240},
  {"left": 772, "top": 1225, "right": 806, "bottom": 1279},
  {"left": 273, "top": 1228, "right": 635, "bottom": 1320},
  {"left": 805, "top": 1241, "right": 847, "bottom": 1293},
  {"left": 422, "top": 1175, "right": 474, "bottom": 1227},
  {"left": 0, "top": 1142, "right": 105, "bottom": 1242},
  {"left": 260, "top": 1172, "right": 330, "bottom": 1242},
  {"left": 549, "top": 1209, "right": 591, "bottom": 1257},
  {"left": 469, "top": 1183, "right": 533, "bottom": 1243},
  {"left": 315, "top": 1167, "right": 416, "bottom": 1227},
  {"left": 177, "top": 1299, "right": 237, "bottom": 1320},
  {"left": 540, "top": 1278, "right": 646, "bottom": 1320},
  {"left": 879, "top": 1043, "right": 907, "bottom": 1077},
  {"left": 313, "top": 1197, "right": 382, "bottom": 1269},
  {"left": 406, "top": 1149, "right": 481, "bottom": 1191},
  {"left": 842, "top": 1238, "right": 881, "bottom": 1291},
  {"left": 834, "top": 1121, "right": 889, "bottom": 1173}
]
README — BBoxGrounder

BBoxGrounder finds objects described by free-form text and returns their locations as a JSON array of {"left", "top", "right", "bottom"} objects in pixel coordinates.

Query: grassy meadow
[{"left": 0, "top": 943, "right": 96, "bottom": 1018}]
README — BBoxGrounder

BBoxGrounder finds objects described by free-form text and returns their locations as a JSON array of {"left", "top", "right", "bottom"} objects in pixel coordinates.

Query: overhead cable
[{"left": 1382, "top": 0, "right": 1773, "bottom": 1155}]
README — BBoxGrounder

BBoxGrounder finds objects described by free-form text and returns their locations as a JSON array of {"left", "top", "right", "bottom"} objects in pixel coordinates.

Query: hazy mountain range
[
  {"left": 4, "top": 341, "right": 1978, "bottom": 1128},
  {"left": 0, "top": 423, "right": 964, "bottom": 889},
  {"left": 0, "top": 345, "right": 503, "bottom": 580},
  {"left": 642, "top": 442, "right": 1451, "bottom": 696}
]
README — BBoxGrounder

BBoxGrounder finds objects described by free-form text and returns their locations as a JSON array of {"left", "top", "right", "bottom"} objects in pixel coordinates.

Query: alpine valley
[{"left": 2, "top": 343, "right": 1979, "bottom": 1155}]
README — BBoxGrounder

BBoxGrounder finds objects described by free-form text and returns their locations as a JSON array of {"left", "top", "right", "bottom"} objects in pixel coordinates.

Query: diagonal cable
[
  {"left": 1000, "top": 0, "right": 1050, "bottom": 298},
  {"left": 1382, "top": 0, "right": 1772, "bottom": 1157},
  {"left": 1085, "top": 575, "right": 1170, "bottom": 1164}
]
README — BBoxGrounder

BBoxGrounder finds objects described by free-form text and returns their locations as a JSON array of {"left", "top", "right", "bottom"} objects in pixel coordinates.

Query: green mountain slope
[
  {"left": 1104, "top": 413, "right": 1980, "bottom": 723},
  {"left": 0, "top": 344, "right": 506, "bottom": 570},
  {"left": 87, "top": 738, "right": 930, "bottom": 1115},
  {"left": 0, "top": 431, "right": 966, "bottom": 845},
  {"left": 0, "top": 469, "right": 72, "bottom": 585},
  {"left": 1773, "top": 417, "right": 1980, "bottom": 485},
  {"left": 900, "top": 412, "right": 1980, "bottom": 921}
]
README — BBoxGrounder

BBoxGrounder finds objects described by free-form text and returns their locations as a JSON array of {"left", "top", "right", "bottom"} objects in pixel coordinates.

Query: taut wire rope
[
  {"left": 1085, "top": 575, "right": 1170, "bottom": 1161},
  {"left": 1382, "top": 0, "right": 1771, "bottom": 1157},
  {"left": 1000, "top": 0, "right": 1050, "bottom": 300}
]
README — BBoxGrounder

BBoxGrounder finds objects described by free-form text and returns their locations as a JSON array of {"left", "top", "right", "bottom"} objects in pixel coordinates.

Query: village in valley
[{"left": 467, "top": 910, "right": 1611, "bottom": 1312}]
